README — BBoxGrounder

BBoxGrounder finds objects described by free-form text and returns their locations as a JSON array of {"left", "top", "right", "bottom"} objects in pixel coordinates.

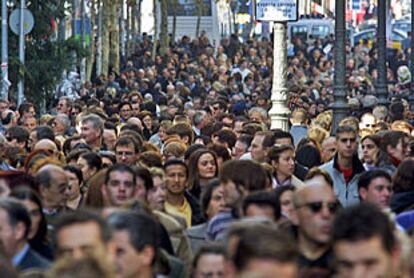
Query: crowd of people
[{"left": 0, "top": 30, "right": 413, "bottom": 277}]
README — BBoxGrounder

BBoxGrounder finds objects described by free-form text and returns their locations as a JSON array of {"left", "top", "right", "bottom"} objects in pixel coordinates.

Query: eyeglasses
[
  {"left": 116, "top": 151, "right": 135, "bottom": 157},
  {"left": 296, "top": 201, "right": 340, "bottom": 214}
]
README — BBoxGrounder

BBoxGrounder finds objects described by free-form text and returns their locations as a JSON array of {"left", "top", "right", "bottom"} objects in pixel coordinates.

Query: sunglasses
[{"left": 296, "top": 201, "right": 339, "bottom": 214}]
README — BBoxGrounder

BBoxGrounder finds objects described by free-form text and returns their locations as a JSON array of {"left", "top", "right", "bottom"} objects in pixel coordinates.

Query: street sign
[
  {"left": 352, "top": 0, "right": 361, "bottom": 11},
  {"left": 9, "top": 8, "right": 34, "bottom": 36},
  {"left": 256, "top": 0, "right": 298, "bottom": 22}
]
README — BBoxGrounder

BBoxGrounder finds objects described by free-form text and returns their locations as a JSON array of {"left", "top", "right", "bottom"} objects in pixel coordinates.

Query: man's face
[
  {"left": 221, "top": 180, "right": 243, "bottom": 207},
  {"left": 334, "top": 236, "right": 396, "bottom": 278},
  {"left": 193, "top": 253, "right": 225, "bottom": 278},
  {"left": 81, "top": 121, "right": 100, "bottom": 145},
  {"left": 131, "top": 103, "right": 140, "bottom": 117},
  {"left": 360, "top": 115, "right": 376, "bottom": 130},
  {"left": 41, "top": 170, "right": 68, "bottom": 209},
  {"left": 104, "top": 170, "right": 136, "bottom": 207},
  {"left": 115, "top": 144, "right": 138, "bottom": 166},
  {"left": 359, "top": 177, "right": 392, "bottom": 209},
  {"left": 249, "top": 112, "right": 264, "bottom": 124},
  {"left": 0, "top": 209, "right": 19, "bottom": 257},
  {"left": 57, "top": 100, "right": 69, "bottom": 114},
  {"left": 23, "top": 117, "right": 37, "bottom": 131},
  {"left": 0, "top": 102, "right": 8, "bottom": 114},
  {"left": 232, "top": 141, "right": 248, "bottom": 160},
  {"left": 120, "top": 105, "right": 132, "bottom": 120},
  {"left": 336, "top": 132, "right": 357, "bottom": 159},
  {"left": 387, "top": 138, "right": 406, "bottom": 162},
  {"left": 321, "top": 138, "right": 336, "bottom": 162},
  {"left": 293, "top": 180, "right": 338, "bottom": 245},
  {"left": 112, "top": 230, "right": 153, "bottom": 278},
  {"left": 165, "top": 165, "right": 187, "bottom": 196},
  {"left": 361, "top": 138, "right": 378, "bottom": 165},
  {"left": 250, "top": 135, "right": 266, "bottom": 163},
  {"left": 274, "top": 137, "right": 293, "bottom": 146},
  {"left": 28, "top": 131, "right": 38, "bottom": 151},
  {"left": 103, "top": 129, "right": 117, "bottom": 151},
  {"left": 56, "top": 221, "right": 107, "bottom": 259}
]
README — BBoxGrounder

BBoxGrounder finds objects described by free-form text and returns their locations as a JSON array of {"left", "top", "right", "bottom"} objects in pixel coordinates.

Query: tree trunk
[
  {"left": 195, "top": 0, "right": 203, "bottom": 38},
  {"left": 172, "top": 0, "right": 177, "bottom": 43},
  {"left": 152, "top": 0, "right": 158, "bottom": 60},
  {"left": 86, "top": 0, "right": 97, "bottom": 81},
  {"left": 101, "top": 0, "right": 111, "bottom": 76},
  {"left": 159, "top": 0, "right": 168, "bottom": 56},
  {"left": 109, "top": 0, "right": 120, "bottom": 73}
]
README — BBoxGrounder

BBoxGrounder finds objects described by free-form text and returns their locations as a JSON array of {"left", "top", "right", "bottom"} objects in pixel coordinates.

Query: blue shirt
[{"left": 12, "top": 243, "right": 29, "bottom": 267}]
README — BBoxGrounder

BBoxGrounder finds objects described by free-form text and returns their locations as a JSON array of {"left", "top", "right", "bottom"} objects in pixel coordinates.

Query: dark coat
[
  {"left": 391, "top": 191, "right": 414, "bottom": 214},
  {"left": 184, "top": 191, "right": 205, "bottom": 226},
  {"left": 17, "top": 248, "right": 50, "bottom": 271}
]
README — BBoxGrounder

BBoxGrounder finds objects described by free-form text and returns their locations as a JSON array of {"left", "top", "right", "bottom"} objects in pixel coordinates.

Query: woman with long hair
[
  {"left": 187, "top": 149, "right": 219, "bottom": 199},
  {"left": 10, "top": 186, "right": 53, "bottom": 260}
]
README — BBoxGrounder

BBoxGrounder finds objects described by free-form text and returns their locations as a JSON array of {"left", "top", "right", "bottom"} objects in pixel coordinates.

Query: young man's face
[
  {"left": 336, "top": 132, "right": 357, "bottom": 159},
  {"left": 359, "top": 177, "right": 392, "bottom": 210},
  {"left": 334, "top": 236, "right": 396, "bottom": 278},
  {"left": 165, "top": 165, "right": 187, "bottom": 196},
  {"left": 103, "top": 170, "right": 136, "bottom": 207}
]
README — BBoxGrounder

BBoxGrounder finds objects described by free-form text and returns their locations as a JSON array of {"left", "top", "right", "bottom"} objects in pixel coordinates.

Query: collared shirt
[
  {"left": 165, "top": 198, "right": 192, "bottom": 228},
  {"left": 12, "top": 243, "right": 29, "bottom": 267}
]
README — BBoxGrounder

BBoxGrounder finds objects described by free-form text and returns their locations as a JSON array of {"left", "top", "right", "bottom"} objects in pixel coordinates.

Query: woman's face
[
  {"left": 65, "top": 170, "right": 81, "bottom": 200},
  {"left": 280, "top": 190, "right": 294, "bottom": 219},
  {"left": 21, "top": 199, "right": 41, "bottom": 240},
  {"left": 143, "top": 116, "right": 152, "bottom": 130},
  {"left": 197, "top": 153, "right": 217, "bottom": 180},
  {"left": 147, "top": 176, "right": 166, "bottom": 211},
  {"left": 362, "top": 138, "right": 379, "bottom": 165},
  {"left": 206, "top": 186, "right": 225, "bottom": 220},
  {"left": 274, "top": 150, "right": 295, "bottom": 179},
  {"left": 77, "top": 157, "right": 95, "bottom": 181},
  {"left": 135, "top": 177, "right": 147, "bottom": 201}
]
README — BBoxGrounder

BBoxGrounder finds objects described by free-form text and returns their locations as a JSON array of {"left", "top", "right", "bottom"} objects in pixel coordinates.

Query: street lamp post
[
  {"left": 410, "top": 0, "right": 414, "bottom": 111},
  {"left": 376, "top": 0, "right": 388, "bottom": 105},
  {"left": 1, "top": 0, "right": 9, "bottom": 100},
  {"left": 269, "top": 22, "right": 290, "bottom": 131},
  {"left": 331, "top": 0, "right": 348, "bottom": 133}
]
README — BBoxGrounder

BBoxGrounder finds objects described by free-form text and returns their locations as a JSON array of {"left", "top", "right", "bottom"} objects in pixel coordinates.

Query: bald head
[
  {"left": 34, "top": 139, "right": 58, "bottom": 153},
  {"left": 127, "top": 117, "right": 143, "bottom": 130},
  {"left": 36, "top": 164, "right": 68, "bottom": 209}
]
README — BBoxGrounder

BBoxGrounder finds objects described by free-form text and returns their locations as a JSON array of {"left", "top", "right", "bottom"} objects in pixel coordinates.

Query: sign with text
[{"left": 256, "top": 0, "right": 298, "bottom": 22}]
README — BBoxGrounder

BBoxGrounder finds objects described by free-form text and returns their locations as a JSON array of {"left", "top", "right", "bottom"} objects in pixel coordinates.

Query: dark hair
[
  {"left": 237, "top": 134, "right": 253, "bottom": 148},
  {"left": 380, "top": 130, "right": 406, "bottom": 150},
  {"left": 268, "top": 145, "right": 295, "bottom": 163},
  {"left": 296, "top": 144, "right": 321, "bottom": 168},
  {"left": 274, "top": 185, "right": 296, "bottom": 203},
  {"left": 104, "top": 163, "right": 136, "bottom": 186},
  {"left": 358, "top": 169, "right": 391, "bottom": 192},
  {"left": 80, "top": 152, "right": 102, "bottom": 172},
  {"left": 233, "top": 225, "right": 297, "bottom": 271},
  {"left": 163, "top": 159, "right": 188, "bottom": 178},
  {"left": 213, "top": 129, "right": 237, "bottom": 149},
  {"left": 392, "top": 159, "right": 414, "bottom": 194},
  {"left": 133, "top": 166, "right": 154, "bottom": 191},
  {"left": 254, "top": 131, "right": 275, "bottom": 149},
  {"left": 33, "top": 125, "right": 55, "bottom": 141},
  {"left": 108, "top": 211, "right": 159, "bottom": 264},
  {"left": 272, "top": 129, "right": 293, "bottom": 145},
  {"left": 54, "top": 210, "right": 112, "bottom": 247},
  {"left": 6, "top": 126, "right": 29, "bottom": 143},
  {"left": 242, "top": 191, "right": 281, "bottom": 220},
  {"left": 184, "top": 144, "right": 205, "bottom": 161},
  {"left": 115, "top": 136, "right": 141, "bottom": 154},
  {"left": 304, "top": 167, "right": 334, "bottom": 187},
  {"left": 208, "top": 144, "right": 231, "bottom": 162},
  {"left": 220, "top": 160, "right": 267, "bottom": 192},
  {"left": 10, "top": 187, "right": 48, "bottom": 251},
  {"left": 63, "top": 165, "right": 84, "bottom": 186},
  {"left": 0, "top": 198, "right": 31, "bottom": 238},
  {"left": 332, "top": 203, "right": 395, "bottom": 254},
  {"left": 361, "top": 134, "right": 381, "bottom": 147},
  {"left": 188, "top": 149, "right": 218, "bottom": 197},
  {"left": 200, "top": 178, "right": 221, "bottom": 219},
  {"left": 192, "top": 243, "right": 225, "bottom": 271}
]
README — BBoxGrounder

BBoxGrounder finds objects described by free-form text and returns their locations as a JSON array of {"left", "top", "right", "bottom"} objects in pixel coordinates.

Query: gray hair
[
  {"left": 81, "top": 114, "right": 104, "bottom": 134},
  {"left": 248, "top": 107, "right": 268, "bottom": 120},
  {"left": 55, "top": 113, "right": 71, "bottom": 129},
  {"left": 193, "top": 110, "right": 207, "bottom": 126}
]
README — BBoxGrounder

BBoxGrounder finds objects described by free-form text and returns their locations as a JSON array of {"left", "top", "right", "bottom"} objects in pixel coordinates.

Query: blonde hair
[{"left": 308, "top": 125, "right": 329, "bottom": 149}]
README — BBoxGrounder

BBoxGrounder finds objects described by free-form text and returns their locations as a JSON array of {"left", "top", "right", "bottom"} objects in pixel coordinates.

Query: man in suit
[{"left": 0, "top": 198, "right": 50, "bottom": 271}]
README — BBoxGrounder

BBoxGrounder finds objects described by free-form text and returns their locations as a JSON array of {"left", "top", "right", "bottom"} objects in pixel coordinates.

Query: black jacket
[
  {"left": 185, "top": 191, "right": 204, "bottom": 226},
  {"left": 391, "top": 191, "right": 414, "bottom": 214},
  {"left": 17, "top": 248, "right": 50, "bottom": 271}
]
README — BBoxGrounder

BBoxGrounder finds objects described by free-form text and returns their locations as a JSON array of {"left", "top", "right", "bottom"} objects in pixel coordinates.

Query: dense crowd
[{"left": 0, "top": 30, "right": 413, "bottom": 277}]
